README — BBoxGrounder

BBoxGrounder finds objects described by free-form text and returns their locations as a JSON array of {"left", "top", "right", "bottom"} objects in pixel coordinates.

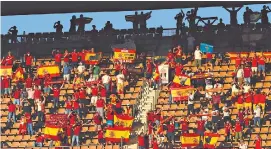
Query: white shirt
[
  {"left": 194, "top": 50, "right": 202, "bottom": 60},
  {"left": 37, "top": 100, "right": 44, "bottom": 111},
  {"left": 232, "top": 84, "right": 239, "bottom": 93},
  {"left": 88, "top": 76, "right": 96, "bottom": 82},
  {"left": 27, "top": 89, "right": 34, "bottom": 99},
  {"left": 243, "top": 85, "right": 251, "bottom": 93},
  {"left": 116, "top": 74, "right": 125, "bottom": 84},
  {"left": 102, "top": 75, "right": 111, "bottom": 84},
  {"left": 254, "top": 107, "right": 261, "bottom": 117},
  {"left": 223, "top": 106, "right": 230, "bottom": 117},
  {"left": 77, "top": 65, "right": 85, "bottom": 73},
  {"left": 236, "top": 69, "right": 244, "bottom": 78},
  {"left": 239, "top": 143, "right": 248, "bottom": 149},
  {"left": 188, "top": 94, "right": 194, "bottom": 105}
]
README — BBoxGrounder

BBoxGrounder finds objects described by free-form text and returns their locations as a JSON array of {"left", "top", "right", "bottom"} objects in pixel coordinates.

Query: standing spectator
[
  {"left": 8, "top": 26, "right": 18, "bottom": 43},
  {"left": 102, "top": 72, "right": 111, "bottom": 93},
  {"left": 167, "top": 121, "right": 175, "bottom": 144},
  {"left": 72, "top": 122, "right": 82, "bottom": 146},
  {"left": 235, "top": 119, "right": 243, "bottom": 142},
  {"left": 2, "top": 51, "right": 14, "bottom": 66},
  {"left": 52, "top": 50, "right": 62, "bottom": 68},
  {"left": 90, "top": 84, "right": 98, "bottom": 111},
  {"left": 239, "top": 140, "right": 248, "bottom": 149},
  {"left": 71, "top": 49, "right": 78, "bottom": 68},
  {"left": 261, "top": 5, "right": 271, "bottom": 25},
  {"left": 258, "top": 55, "right": 266, "bottom": 77},
  {"left": 236, "top": 66, "right": 244, "bottom": 85},
  {"left": 93, "top": 64, "right": 101, "bottom": 80},
  {"left": 65, "top": 97, "right": 73, "bottom": 114},
  {"left": 18, "top": 116, "right": 27, "bottom": 138},
  {"left": 243, "top": 66, "right": 252, "bottom": 84},
  {"left": 93, "top": 112, "right": 102, "bottom": 131},
  {"left": 65, "top": 121, "right": 72, "bottom": 145},
  {"left": 187, "top": 92, "right": 195, "bottom": 115},
  {"left": 181, "top": 117, "right": 189, "bottom": 134},
  {"left": 50, "top": 83, "right": 64, "bottom": 108},
  {"left": 116, "top": 71, "right": 125, "bottom": 94},
  {"left": 194, "top": 46, "right": 202, "bottom": 68},
  {"left": 24, "top": 52, "right": 33, "bottom": 74},
  {"left": 96, "top": 97, "right": 105, "bottom": 119},
  {"left": 236, "top": 95, "right": 244, "bottom": 110},
  {"left": 251, "top": 55, "right": 258, "bottom": 73},
  {"left": 2, "top": 75, "right": 11, "bottom": 98},
  {"left": 253, "top": 105, "right": 261, "bottom": 127},
  {"left": 25, "top": 74, "right": 33, "bottom": 90},
  {"left": 224, "top": 121, "right": 232, "bottom": 141},
  {"left": 7, "top": 101, "right": 16, "bottom": 122},
  {"left": 212, "top": 92, "right": 221, "bottom": 110},
  {"left": 25, "top": 112, "right": 33, "bottom": 136},
  {"left": 196, "top": 117, "right": 205, "bottom": 141},
  {"left": 152, "top": 138, "right": 159, "bottom": 149},
  {"left": 98, "top": 130, "right": 105, "bottom": 147},
  {"left": 254, "top": 134, "right": 262, "bottom": 149},
  {"left": 13, "top": 87, "right": 21, "bottom": 106},
  {"left": 63, "top": 50, "right": 70, "bottom": 66},
  {"left": 106, "top": 108, "right": 114, "bottom": 127},
  {"left": 79, "top": 49, "right": 86, "bottom": 64},
  {"left": 27, "top": 87, "right": 35, "bottom": 111},
  {"left": 138, "top": 132, "right": 145, "bottom": 149},
  {"left": 63, "top": 64, "right": 72, "bottom": 84},
  {"left": 77, "top": 62, "right": 86, "bottom": 79}
]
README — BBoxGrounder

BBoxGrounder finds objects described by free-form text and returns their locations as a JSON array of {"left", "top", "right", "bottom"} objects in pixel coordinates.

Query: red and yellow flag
[
  {"left": 203, "top": 132, "right": 220, "bottom": 148},
  {"left": 181, "top": 133, "right": 200, "bottom": 147},
  {"left": 171, "top": 86, "right": 195, "bottom": 101},
  {"left": 113, "top": 48, "right": 136, "bottom": 63},
  {"left": 173, "top": 75, "right": 191, "bottom": 86},
  {"left": 37, "top": 65, "right": 60, "bottom": 78},
  {"left": 12, "top": 68, "right": 24, "bottom": 82},
  {"left": 0, "top": 66, "right": 12, "bottom": 76},
  {"left": 84, "top": 52, "right": 102, "bottom": 65},
  {"left": 105, "top": 126, "right": 131, "bottom": 143},
  {"left": 114, "top": 114, "right": 134, "bottom": 128},
  {"left": 44, "top": 114, "right": 67, "bottom": 140}
]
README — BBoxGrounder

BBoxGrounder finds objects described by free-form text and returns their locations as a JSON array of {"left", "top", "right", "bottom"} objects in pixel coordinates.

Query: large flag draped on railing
[
  {"left": 227, "top": 52, "right": 271, "bottom": 59},
  {"left": 203, "top": 133, "right": 220, "bottom": 148},
  {"left": 105, "top": 126, "right": 131, "bottom": 143},
  {"left": 44, "top": 114, "right": 67, "bottom": 140},
  {"left": 114, "top": 114, "right": 134, "bottom": 128},
  {"left": 171, "top": 86, "right": 195, "bottom": 101},
  {"left": 113, "top": 48, "right": 136, "bottom": 63},
  {"left": 0, "top": 66, "right": 12, "bottom": 76},
  {"left": 37, "top": 65, "right": 60, "bottom": 78},
  {"left": 181, "top": 133, "right": 200, "bottom": 147}
]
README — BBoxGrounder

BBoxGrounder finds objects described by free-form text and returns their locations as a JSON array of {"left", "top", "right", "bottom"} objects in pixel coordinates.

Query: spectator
[
  {"left": 36, "top": 96, "right": 45, "bottom": 122},
  {"left": 187, "top": 92, "right": 195, "bottom": 115},
  {"left": 243, "top": 65, "right": 252, "bottom": 84},
  {"left": 258, "top": 55, "right": 266, "bottom": 77},
  {"left": 50, "top": 83, "right": 64, "bottom": 108},
  {"left": 254, "top": 134, "right": 262, "bottom": 149},
  {"left": 24, "top": 52, "right": 33, "bottom": 74},
  {"left": 261, "top": 5, "right": 271, "bottom": 25},
  {"left": 194, "top": 46, "right": 202, "bottom": 68},
  {"left": 52, "top": 49, "right": 62, "bottom": 68},
  {"left": 71, "top": 49, "right": 78, "bottom": 68},
  {"left": 98, "top": 130, "right": 105, "bottom": 146},
  {"left": 7, "top": 101, "right": 16, "bottom": 122},
  {"left": 224, "top": 121, "right": 232, "bottom": 141},
  {"left": 27, "top": 87, "right": 35, "bottom": 110},
  {"left": 251, "top": 54, "right": 258, "bottom": 73},
  {"left": 2, "top": 51, "right": 14, "bottom": 66},
  {"left": 235, "top": 119, "right": 243, "bottom": 142},
  {"left": 223, "top": 6, "right": 242, "bottom": 26},
  {"left": 18, "top": 116, "right": 27, "bottom": 138},
  {"left": 239, "top": 140, "right": 248, "bottom": 149},
  {"left": 8, "top": 26, "right": 18, "bottom": 43},
  {"left": 25, "top": 112, "right": 33, "bottom": 136},
  {"left": 93, "top": 112, "right": 102, "bottom": 131},
  {"left": 2, "top": 75, "right": 11, "bottom": 98},
  {"left": 72, "top": 122, "right": 82, "bottom": 146},
  {"left": 102, "top": 72, "right": 111, "bottom": 93},
  {"left": 77, "top": 62, "right": 86, "bottom": 79},
  {"left": 69, "top": 15, "right": 76, "bottom": 33},
  {"left": 54, "top": 21, "right": 63, "bottom": 34},
  {"left": 138, "top": 132, "right": 145, "bottom": 149},
  {"left": 63, "top": 50, "right": 70, "bottom": 66},
  {"left": 13, "top": 87, "right": 21, "bottom": 106},
  {"left": 93, "top": 64, "right": 100, "bottom": 80},
  {"left": 96, "top": 97, "right": 105, "bottom": 119},
  {"left": 106, "top": 108, "right": 114, "bottom": 127},
  {"left": 116, "top": 71, "right": 125, "bottom": 94},
  {"left": 63, "top": 64, "right": 72, "bottom": 84},
  {"left": 34, "top": 132, "right": 44, "bottom": 147},
  {"left": 253, "top": 105, "right": 261, "bottom": 127},
  {"left": 196, "top": 117, "right": 205, "bottom": 141}
]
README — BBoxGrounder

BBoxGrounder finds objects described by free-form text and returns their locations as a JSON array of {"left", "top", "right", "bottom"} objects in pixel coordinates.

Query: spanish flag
[
  {"left": 85, "top": 52, "right": 102, "bottom": 65},
  {"left": 37, "top": 65, "right": 60, "bottom": 78},
  {"left": 44, "top": 127, "right": 62, "bottom": 140},
  {"left": 173, "top": 75, "right": 191, "bottom": 86},
  {"left": 12, "top": 68, "right": 24, "bottom": 82},
  {"left": 203, "top": 133, "right": 220, "bottom": 148},
  {"left": 114, "top": 114, "right": 134, "bottom": 128},
  {"left": 0, "top": 66, "right": 12, "bottom": 76},
  {"left": 171, "top": 86, "right": 195, "bottom": 101},
  {"left": 105, "top": 126, "right": 131, "bottom": 143},
  {"left": 181, "top": 133, "right": 200, "bottom": 147},
  {"left": 153, "top": 71, "right": 159, "bottom": 80}
]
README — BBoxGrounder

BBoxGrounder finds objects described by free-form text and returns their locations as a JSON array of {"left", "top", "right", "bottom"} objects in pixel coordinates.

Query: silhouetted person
[
  {"left": 186, "top": 7, "right": 199, "bottom": 32},
  {"left": 175, "top": 9, "right": 185, "bottom": 35},
  {"left": 104, "top": 21, "right": 113, "bottom": 31},
  {"left": 217, "top": 18, "right": 225, "bottom": 33},
  {"left": 90, "top": 25, "right": 98, "bottom": 37},
  {"left": 77, "top": 14, "right": 85, "bottom": 33},
  {"left": 261, "top": 5, "right": 271, "bottom": 25},
  {"left": 54, "top": 21, "right": 63, "bottom": 33},
  {"left": 223, "top": 6, "right": 242, "bottom": 26},
  {"left": 8, "top": 26, "right": 18, "bottom": 43},
  {"left": 125, "top": 11, "right": 151, "bottom": 31},
  {"left": 69, "top": 15, "right": 76, "bottom": 33}
]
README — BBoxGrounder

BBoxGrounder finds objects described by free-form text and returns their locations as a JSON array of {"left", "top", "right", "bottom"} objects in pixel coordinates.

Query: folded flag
[
  {"left": 171, "top": 86, "right": 195, "bottom": 101},
  {"left": 203, "top": 133, "right": 220, "bottom": 148},
  {"left": 37, "top": 65, "right": 60, "bottom": 78},
  {"left": 105, "top": 126, "right": 131, "bottom": 143},
  {"left": 181, "top": 133, "right": 200, "bottom": 147},
  {"left": 0, "top": 66, "right": 12, "bottom": 76},
  {"left": 114, "top": 114, "right": 134, "bottom": 128}
]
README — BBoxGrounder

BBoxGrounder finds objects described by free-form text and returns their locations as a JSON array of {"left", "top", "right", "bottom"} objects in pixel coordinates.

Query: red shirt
[
  {"left": 235, "top": 122, "right": 242, "bottom": 132},
  {"left": 243, "top": 67, "right": 251, "bottom": 78},
  {"left": 93, "top": 115, "right": 102, "bottom": 125},
  {"left": 122, "top": 67, "right": 128, "bottom": 76},
  {"left": 25, "top": 113, "right": 32, "bottom": 123},
  {"left": 14, "top": 90, "right": 21, "bottom": 99},
  {"left": 98, "top": 131, "right": 104, "bottom": 139},
  {"left": 79, "top": 52, "right": 86, "bottom": 62},
  {"left": 73, "top": 125, "right": 81, "bottom": 135},
  {"left": 146, "top": 63, "right": 152, "bottom": 74},
  {"left": 245, "top": 93, "right": 252, "bottom": 103},
  {"left": 72, "top": 101, "right": 79, "bottom": 110},
  {"left": 244, "top": 118, "right": 250, "bottom": 126},
  {"left": 116, "top": 100, "right": 122, "bottom": 108},
  {"left": 167, "top": 52, "right": 174, "bottom": 60},
  {"left": 53, "top": 88, "right": 60, "bottom": 98},
  {"left": 100, "top": 88, "right": 106, "bottom": 97},
  {"left": 252, "top": 58, "right": 258, "bottom": 67},
  {"left": 55, "top": 53, "right": 62, "bottom": 63},
  {"left": 181, "top": 120, "right": 188, "bottom": 131},
  {"left": 63, "top": 53, "right": 70, "bottom": 62},
  {"left": 25, "top": 78, "right": 33, "bottom": 88},
  {"left": 225, "top": 123, "right": 231, "bottom": 133},
  {"left": 74, "top": 92, "right": 80, "bottom": 100},
  {"left": 253, "top": 94, "right": 261, "bottom": 104},
  {"left": 66, "top": 125, "right": 72, "bottom": 136},
  {"left": 175, "top": 65, "right": 183, "bottom": 76},
  {"left": 96, "top": 99, "right": 105, "bottom": 108},
  {"left": 2, "top": 76, "right": 10, "bottom": 88},
  {"left": 5, "top": 55, "right": 14, "bottom": 65},
  {"left": 25, "top": 55, "right": 33, "bottom": 66},
  {"left": 106, "top": 111, "right": 114, "bottom": 120},
  {"left": 259, "top": 94, "right": 266, "bottom": 103},
  {"left": 258, "top": 57, "right": 265, "bottom": 65},
  {"left": 8, "top": 104, "right": 16, "bottom": 112},
  {"left": 138, "top": 136, "right": 145, "bottom": 146},
  {"left": 255, "top": 138, "right": 262, "bottom": 149},
  {"left": 197, "top": 120, "right": 205, "bottom": 131},
  {"left": 91, "top": 87, "right": 98, "bottom": 96},
  {"left": 79, "top": 89, "right": 86, "bottom": 99},
  {"left": 152, "top": 140, "right": 159, "bottom": 149},
  {"left": 115, "top": 64, "right": 121, "bottom": 71},
  {"left": 71, "top": 52, "right": 78, "bottom": 62},
  {"left": 69, "top": 115, "right": 76, "bottom": 125},
  {"left": 206, "top": 53, "right": 212, "bottom": 59},
  {"left": 34, "top": 78, "right": 42, "bottom": 86},
  {"left": 235, "top": 58, "right": 241, "bottom": 67},
  {"left": 34, "top": 89, "right": 42, "bottom": 100},
  {"left": 66, "top": 101, "right": 72, "bottom": 109},
  {"left": 148, "top": 123, "right": 153, "bottom": 135},
  {"left": 237, "top": 96, "right": 244, "bottom": 104},
  {"left": 167, "top": 124, "right": 175, "bottom": 133},
  {"left": 36, "top": 136, "right": 44, "bottom": 143}
]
